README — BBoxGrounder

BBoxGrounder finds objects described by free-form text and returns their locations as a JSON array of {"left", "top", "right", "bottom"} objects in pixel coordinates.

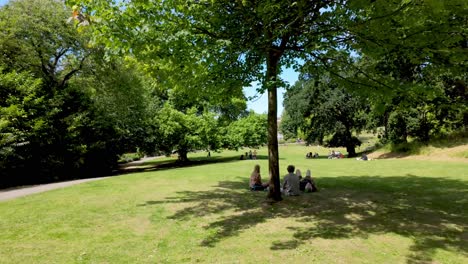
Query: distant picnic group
[
  {"left": 306, "top": 152, "right": 319, "bottom": 159},
  {"left": 249, "top": 164, "right": 318, "bottom": 195},
  {"left": 328, "top": 150, "right": 345, "bottom": 159},
  {"left": 240, "top": 149, "right": 257, "bottom": 160}
]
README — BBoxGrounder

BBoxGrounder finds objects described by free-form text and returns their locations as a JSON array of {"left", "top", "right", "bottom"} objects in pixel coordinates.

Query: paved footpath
[{"left": 0, "top": 177, "right": 109, "bottom": 202}]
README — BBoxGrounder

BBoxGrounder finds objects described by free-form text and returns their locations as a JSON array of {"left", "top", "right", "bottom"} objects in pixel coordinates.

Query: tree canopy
[
  {"left": 283, "top": 76, "right": 368, "bottom": 157},
  {"left": 67, "top": 0, "right": 467, "bottom": 201},
  {"left": 0, "top": 0, "right": 154, "bottom": 187}
]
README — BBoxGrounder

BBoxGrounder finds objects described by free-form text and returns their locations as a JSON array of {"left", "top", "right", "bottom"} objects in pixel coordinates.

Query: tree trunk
[
  {"left": 346, "top": 144, "right": 356, "bottom": 158},
  {"left": 178, "top": 149, "right": 189, "bottom": 163},
  {"left": 345, "top": 128, "right": 357, "bottom": 158},
  {"left": 266, "top": 51, "right": 282, "bottom": 202}
]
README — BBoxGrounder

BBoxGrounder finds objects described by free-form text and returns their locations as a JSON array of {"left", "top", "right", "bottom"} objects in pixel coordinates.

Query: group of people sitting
[
  {"left": 249, "top": 164, "right": 318, "bottom": 195},
  {"left": 306, "top": 152, "right": 319, "bottom": 159},
  {"left": 240, "top": 150, "right": 257, "bottom": 160},
  {"left": 328, "top": 150, "right": 345, "bottom": 159}
]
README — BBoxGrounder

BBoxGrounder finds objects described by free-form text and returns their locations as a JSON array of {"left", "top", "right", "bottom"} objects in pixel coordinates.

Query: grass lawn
[{"left": 1, "top": 145, "right": 467, "bottom": 263}]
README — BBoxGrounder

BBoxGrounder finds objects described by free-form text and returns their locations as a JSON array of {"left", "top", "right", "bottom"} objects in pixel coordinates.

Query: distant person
[
  {"left": 250, "top": 164, "right": 268, "bottom": 191},
  {"left": 328, "top": 150, "right": 336, "bottom": 159},
  {"left": 357, "top": 153, "right": 369, "bottom": 161},
  {"left": 249, "top": 150, "right": 253, "bottom": 159},
  {"left": 306, "top": 152, "right": 312, "bottom": 159},
  {"left": 282, "top": 165, "right": 300, "bottom": 196},
  {"left": 240, "top": 154, "right": 244, "bottom": 160},
  {"left": 335, "top": 151, "right": 341, "bottom": 158},
  {"left": 313, "top": 152, "right": 319, "bottom": 158},
  {"left": 253, "top": 149, "right": 257, "bottom": 160}
]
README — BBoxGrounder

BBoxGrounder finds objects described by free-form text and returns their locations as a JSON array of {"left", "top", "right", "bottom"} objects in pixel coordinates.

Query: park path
[
  {"left": 0, "top": 177, "right": 109, "bottom": 202},
  {"left": 0, "top": 157, "right": 160, "bottom": 203}
]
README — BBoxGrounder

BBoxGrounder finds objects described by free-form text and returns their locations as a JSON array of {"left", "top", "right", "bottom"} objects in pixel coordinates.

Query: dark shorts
[{"left": 250, "top": 185, "right": 266, "bottom": 191}]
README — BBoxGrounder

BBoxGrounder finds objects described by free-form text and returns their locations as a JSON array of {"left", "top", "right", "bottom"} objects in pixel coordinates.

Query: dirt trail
[{"left": 0, "top": 177, "right": 108, "bottom": 202}]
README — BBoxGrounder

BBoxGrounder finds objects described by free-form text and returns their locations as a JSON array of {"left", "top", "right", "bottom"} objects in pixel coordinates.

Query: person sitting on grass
[
  {"left": 300, "top": 169, "right": 318, "bottom": 192},
  {"left": 250, "top": 164, "right": 269, "bottom": 191},
  {"left": 282, "top": 165, "right": 300, "bottom": 196},
  {"left": 356, "top": 153, "right": 370, "bottom": 161}
]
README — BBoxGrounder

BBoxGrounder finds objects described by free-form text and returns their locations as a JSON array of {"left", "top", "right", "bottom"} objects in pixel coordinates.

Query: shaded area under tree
[{"left": 140, "top": 175, "right": 468, "bottom": 263}]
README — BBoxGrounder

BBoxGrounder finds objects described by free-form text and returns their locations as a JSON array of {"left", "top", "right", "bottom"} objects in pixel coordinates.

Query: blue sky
[
  {"left": 243, "top": 67, "right": 298, "bottom": 117},
  {"left": 0, "top": 0, "right": 299, "bottom": 116}
]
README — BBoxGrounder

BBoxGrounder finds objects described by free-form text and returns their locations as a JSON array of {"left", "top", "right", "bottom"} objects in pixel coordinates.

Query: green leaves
[
  {"left": 225, "top": 112, "right": 267, "bottom": 150},
  {"left": 283, "top": 76, "right": 368, "bottom": 155},
  {"left": 154, "top": 104, "right": 222, "bottom": 156}
]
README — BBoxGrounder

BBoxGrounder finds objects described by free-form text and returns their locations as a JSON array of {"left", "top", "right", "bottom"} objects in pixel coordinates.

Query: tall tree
[
  {"left": 68, "top": 0, "right": 354, "bottom": 201},
  {"left": 151, "top": 104, "right": 221, "bottom": 162},
  {"left": 0, "top": 0, "right": 89, "bottom": 90},
  {"left": 283, "top": 76, "right": 368, "bottom": 157},
  {"left": 0, "top": 0, "right": 154, "bottom": 187},
  {"left": 68, "top": 0, "right": 467, "bottom": 201}
]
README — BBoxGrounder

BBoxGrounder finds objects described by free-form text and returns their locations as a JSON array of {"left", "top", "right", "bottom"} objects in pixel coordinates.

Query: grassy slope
[
  {"left": 369, "top": 132, "right": 468, "bottom": 162},
  {"left": 1, "top": 145, "right": 467, "bottom": 263}
]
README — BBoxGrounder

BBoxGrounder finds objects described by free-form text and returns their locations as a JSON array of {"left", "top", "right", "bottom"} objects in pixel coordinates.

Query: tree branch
[
  {"left": 309, "top": 52, "right": 394, "bottom": 91},
  {"left": 59, "top": 55, "right": 87, "bottom": 89}
]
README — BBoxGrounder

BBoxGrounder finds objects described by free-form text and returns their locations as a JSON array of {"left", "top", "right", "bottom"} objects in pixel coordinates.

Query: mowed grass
[{"left": 1, "top": 145, "right": 467, "bottom": 263}]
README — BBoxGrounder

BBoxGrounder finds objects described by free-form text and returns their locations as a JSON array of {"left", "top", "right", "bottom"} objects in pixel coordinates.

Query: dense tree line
[
  {"left": 0, "top": 0, "right": 152, "bottom": 187},
  {"left": 281, "top": 66, "right": 467, "bottom": 151},
  {"left": 279, "top": 0, "right": 467, "bottom": 153},
  {"left": 282, "top": 23, "right": 467, "bottom": 149},
  {"left": 0, "top": 0, "right": 267, "bottom": 188}
]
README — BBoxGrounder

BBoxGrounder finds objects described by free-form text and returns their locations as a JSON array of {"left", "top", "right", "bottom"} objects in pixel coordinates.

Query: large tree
[
  {"left": 0, "top": 0, "right": 154, "bottom": 187},
  {"left": 225, "top": 112, "right": 268, "bottom": 150},
  {"left": 283, "top": 76, "right": 368, "bottom": 157},
  {"left": 68, "top": 0, "right": 466, "bottom": 201},
  {"left": 68, "top": 0, "right": 354, "bottom": 201}
]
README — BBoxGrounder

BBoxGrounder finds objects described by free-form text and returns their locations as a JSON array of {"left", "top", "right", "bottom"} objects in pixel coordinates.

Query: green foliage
[
  {"left": 118, "top": 152, "right": 143, "bottom": 163},
  {"left": 149, "top": 104, "right": 222, "bottom": 161},
  {"left": 0, "top": 0, "right": 89, "bottom": 88},
  {"left": 279, "top": 111, "right": 298, "bottom": 141},
  {"left": 225, "top": 112, "right": 268, "bottom": 150},
  {"left": 0, "top": 0, "right": 155, "bottom": 187},
  {"left": 65, "top": 0, "right": 466, "bottom": 201},
  {"left": 283, "top": 76, "right": 368, "bottom": 157},
  {"left": 0, "top": 69, "right": 43, "bottom": 178}
]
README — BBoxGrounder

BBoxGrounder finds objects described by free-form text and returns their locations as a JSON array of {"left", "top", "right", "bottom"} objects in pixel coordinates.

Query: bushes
[{"left": 0, "top": 70, "right": 124, "bottom": 188}]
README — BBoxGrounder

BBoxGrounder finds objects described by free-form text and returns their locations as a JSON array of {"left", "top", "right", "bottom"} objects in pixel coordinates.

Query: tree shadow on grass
[
  {"left": 117, "top": 154, "right": 280, "bottom": 175},
  {"left": 139, "top": 176, "right": 468, "bottom": 263}
]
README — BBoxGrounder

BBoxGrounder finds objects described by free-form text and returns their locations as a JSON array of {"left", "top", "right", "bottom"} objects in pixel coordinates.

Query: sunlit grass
[{"left": 1, "top": 145, "right": 467, "bottom": 263}]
